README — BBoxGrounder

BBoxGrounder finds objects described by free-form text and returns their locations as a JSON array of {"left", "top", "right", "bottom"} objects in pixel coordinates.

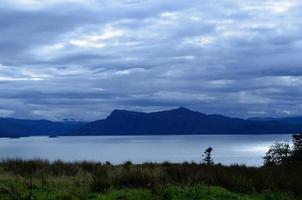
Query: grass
[
  {"left": 0, "top": 159, "right": 301, "bottom": 200},
  {"left": 97, "top": 186, "right": 296, "bottom": 200},
  {"left": 0, "top": 179, "right": 298, "bottom": 200}
]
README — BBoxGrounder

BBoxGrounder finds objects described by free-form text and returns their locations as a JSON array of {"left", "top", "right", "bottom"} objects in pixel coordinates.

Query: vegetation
[
  {"left": 292, "top": 133, "right": 302, "bottom": 162},
  {"left": 264, "top": 133, "right": 302, "bottom": 166},
  {"left": 0, "top": 158, "right": 301, "bottom": 199},
  {"left": 202, "top": 147, "right": 214, "bottom": 165},
  {"left": 263, "top": 142, "right": 292, "bottom": 166},
  {"left": 0, "top": 133, "right": 301, "bottom": 199}
]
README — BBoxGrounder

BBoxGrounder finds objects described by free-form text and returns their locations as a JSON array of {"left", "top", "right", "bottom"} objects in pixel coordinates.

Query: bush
[
  {"left": 263, "top": 133, "right": 302, "bottom": 166},
  {"left": 263, "top": 142, "right": 292, "bottom": 166}
]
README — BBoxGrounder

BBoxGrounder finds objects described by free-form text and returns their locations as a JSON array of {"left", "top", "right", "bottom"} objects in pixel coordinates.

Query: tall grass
[{"left": 0, "top": 159, "right": 301, "bottom": 197}]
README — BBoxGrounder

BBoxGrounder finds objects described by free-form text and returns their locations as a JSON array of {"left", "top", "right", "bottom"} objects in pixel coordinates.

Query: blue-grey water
[{"left": 0, "top": 135, "right": 292, "bottom": 166}]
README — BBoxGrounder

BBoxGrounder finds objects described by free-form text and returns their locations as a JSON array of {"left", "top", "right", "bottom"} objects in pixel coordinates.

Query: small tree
[
  {"left": 202, "top": 147, "right": 214, "bottom": 165},
  {"left": 263, "top": 142, "right": 292, "bottom": 166}
]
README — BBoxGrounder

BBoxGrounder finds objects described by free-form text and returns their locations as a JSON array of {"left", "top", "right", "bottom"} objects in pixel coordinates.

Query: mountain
[
  {"left": 0, "top": 118, "right": 85, "bottom": 137},
  {"left": 248, "top": 117, "right": 302, "bottom": 124},
  {"left": 1, "top": 108, "right": 301, "bottom": 137},
  {"left": 74, "top": 107, "right": 302, "bottom": 135}
]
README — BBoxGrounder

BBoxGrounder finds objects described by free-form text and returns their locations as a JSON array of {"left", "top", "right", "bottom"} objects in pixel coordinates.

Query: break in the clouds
[{"left": 0, "top": 0, "right": 302, "bottom": 120}]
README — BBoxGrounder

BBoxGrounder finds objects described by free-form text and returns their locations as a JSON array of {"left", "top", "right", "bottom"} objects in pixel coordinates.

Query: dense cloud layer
[{"left": 0, "top": 0, "right": 302, "bottom": 120}]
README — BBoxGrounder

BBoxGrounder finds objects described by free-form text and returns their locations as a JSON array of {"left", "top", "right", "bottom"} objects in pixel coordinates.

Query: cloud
[{"left": 0, "top": 0, "right": 302, "bottom": 120}]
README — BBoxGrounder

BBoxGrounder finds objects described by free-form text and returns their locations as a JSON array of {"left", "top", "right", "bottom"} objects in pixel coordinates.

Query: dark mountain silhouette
[
  {"left": 1, "top": 107, "right": 301, "bottom": 137},
  {"left": 74, "top": 107, "right": 302, "bottom": 135},
  {"left": 0, "top": 118, "right": 85, "bottom": 137}
]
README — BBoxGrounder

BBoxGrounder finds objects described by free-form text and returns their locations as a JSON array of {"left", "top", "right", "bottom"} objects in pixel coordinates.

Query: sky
[{"left": 0, "top": 0, "right": 302, "bottom": 121}]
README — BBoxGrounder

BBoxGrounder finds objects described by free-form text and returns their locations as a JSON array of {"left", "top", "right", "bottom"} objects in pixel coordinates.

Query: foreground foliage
[
  {"left": 0, "top": 159, "right": 301, "bottom": 200},
  {"left": 0, "top": 179, "right": 299, "bottom": 200}
]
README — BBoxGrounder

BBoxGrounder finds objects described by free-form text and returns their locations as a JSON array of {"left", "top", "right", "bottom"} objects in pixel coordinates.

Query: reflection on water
[{"left": 0, "top": 134, "right": 292, "bottom": 166}]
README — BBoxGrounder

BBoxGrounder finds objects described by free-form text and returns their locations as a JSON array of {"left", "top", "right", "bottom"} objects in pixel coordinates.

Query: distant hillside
[
  {"left": 74, "top": 107, "right": 302, "bottom": 135},
  {"left": 1, "top": 108, "right": 301, "bottom": 137},
  {"left": 0, "top": 118, "right": 85, "bottom": 137},
  {"left": 248, "top": 116, "right": 302, "bottom": 124}
]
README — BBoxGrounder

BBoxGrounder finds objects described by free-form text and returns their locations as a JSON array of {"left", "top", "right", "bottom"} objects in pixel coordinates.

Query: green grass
[
  {"left": 0, "top": 159, "right": 301, "bottom": 200},
  {"left": 0, "top": 177, "right": 298, "bottom": 200},
  {"left": 98, "top": 186, "right": 260, "bottom": 200}
]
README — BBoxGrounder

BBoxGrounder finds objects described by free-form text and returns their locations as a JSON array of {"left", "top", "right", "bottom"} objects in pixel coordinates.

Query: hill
[
  {"left": 74, "top": 107, "right": 302, "bottom": 135},
  {"left": 1, "top": 107, "right": 301, "bottom": 136},
  {"left": 0, "top": 118, "right": 85, "bottom": 137}
]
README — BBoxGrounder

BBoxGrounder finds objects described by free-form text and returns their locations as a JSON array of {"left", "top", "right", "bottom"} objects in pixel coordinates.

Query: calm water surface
[{"left": 0, "top": 135, "right": 292, "bottom": 166}]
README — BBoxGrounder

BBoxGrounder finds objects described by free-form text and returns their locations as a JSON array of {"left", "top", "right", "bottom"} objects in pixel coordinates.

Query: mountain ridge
[
  {"left": 74, "top": 107, "right": 302, "bottom": 135},
  {"left": 0, "top": 118, "right": 85, "bottom": 137},
  {"left": 1, "top": 107, "right": 302, "bottom": 137}
]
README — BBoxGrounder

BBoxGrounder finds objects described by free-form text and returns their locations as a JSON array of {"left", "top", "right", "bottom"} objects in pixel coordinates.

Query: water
[{"left": 0, "top": 134, "right": 292, "bottom": 166}]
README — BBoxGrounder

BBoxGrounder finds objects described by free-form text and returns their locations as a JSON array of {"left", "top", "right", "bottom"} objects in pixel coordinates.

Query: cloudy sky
[{"left": 0, "top": 0, "right": 302, "bottom": 121}]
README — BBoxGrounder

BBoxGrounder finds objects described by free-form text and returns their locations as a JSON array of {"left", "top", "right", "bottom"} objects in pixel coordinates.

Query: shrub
[{"left": 263, "top": 142, "right": 292, "bottom": 166}]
